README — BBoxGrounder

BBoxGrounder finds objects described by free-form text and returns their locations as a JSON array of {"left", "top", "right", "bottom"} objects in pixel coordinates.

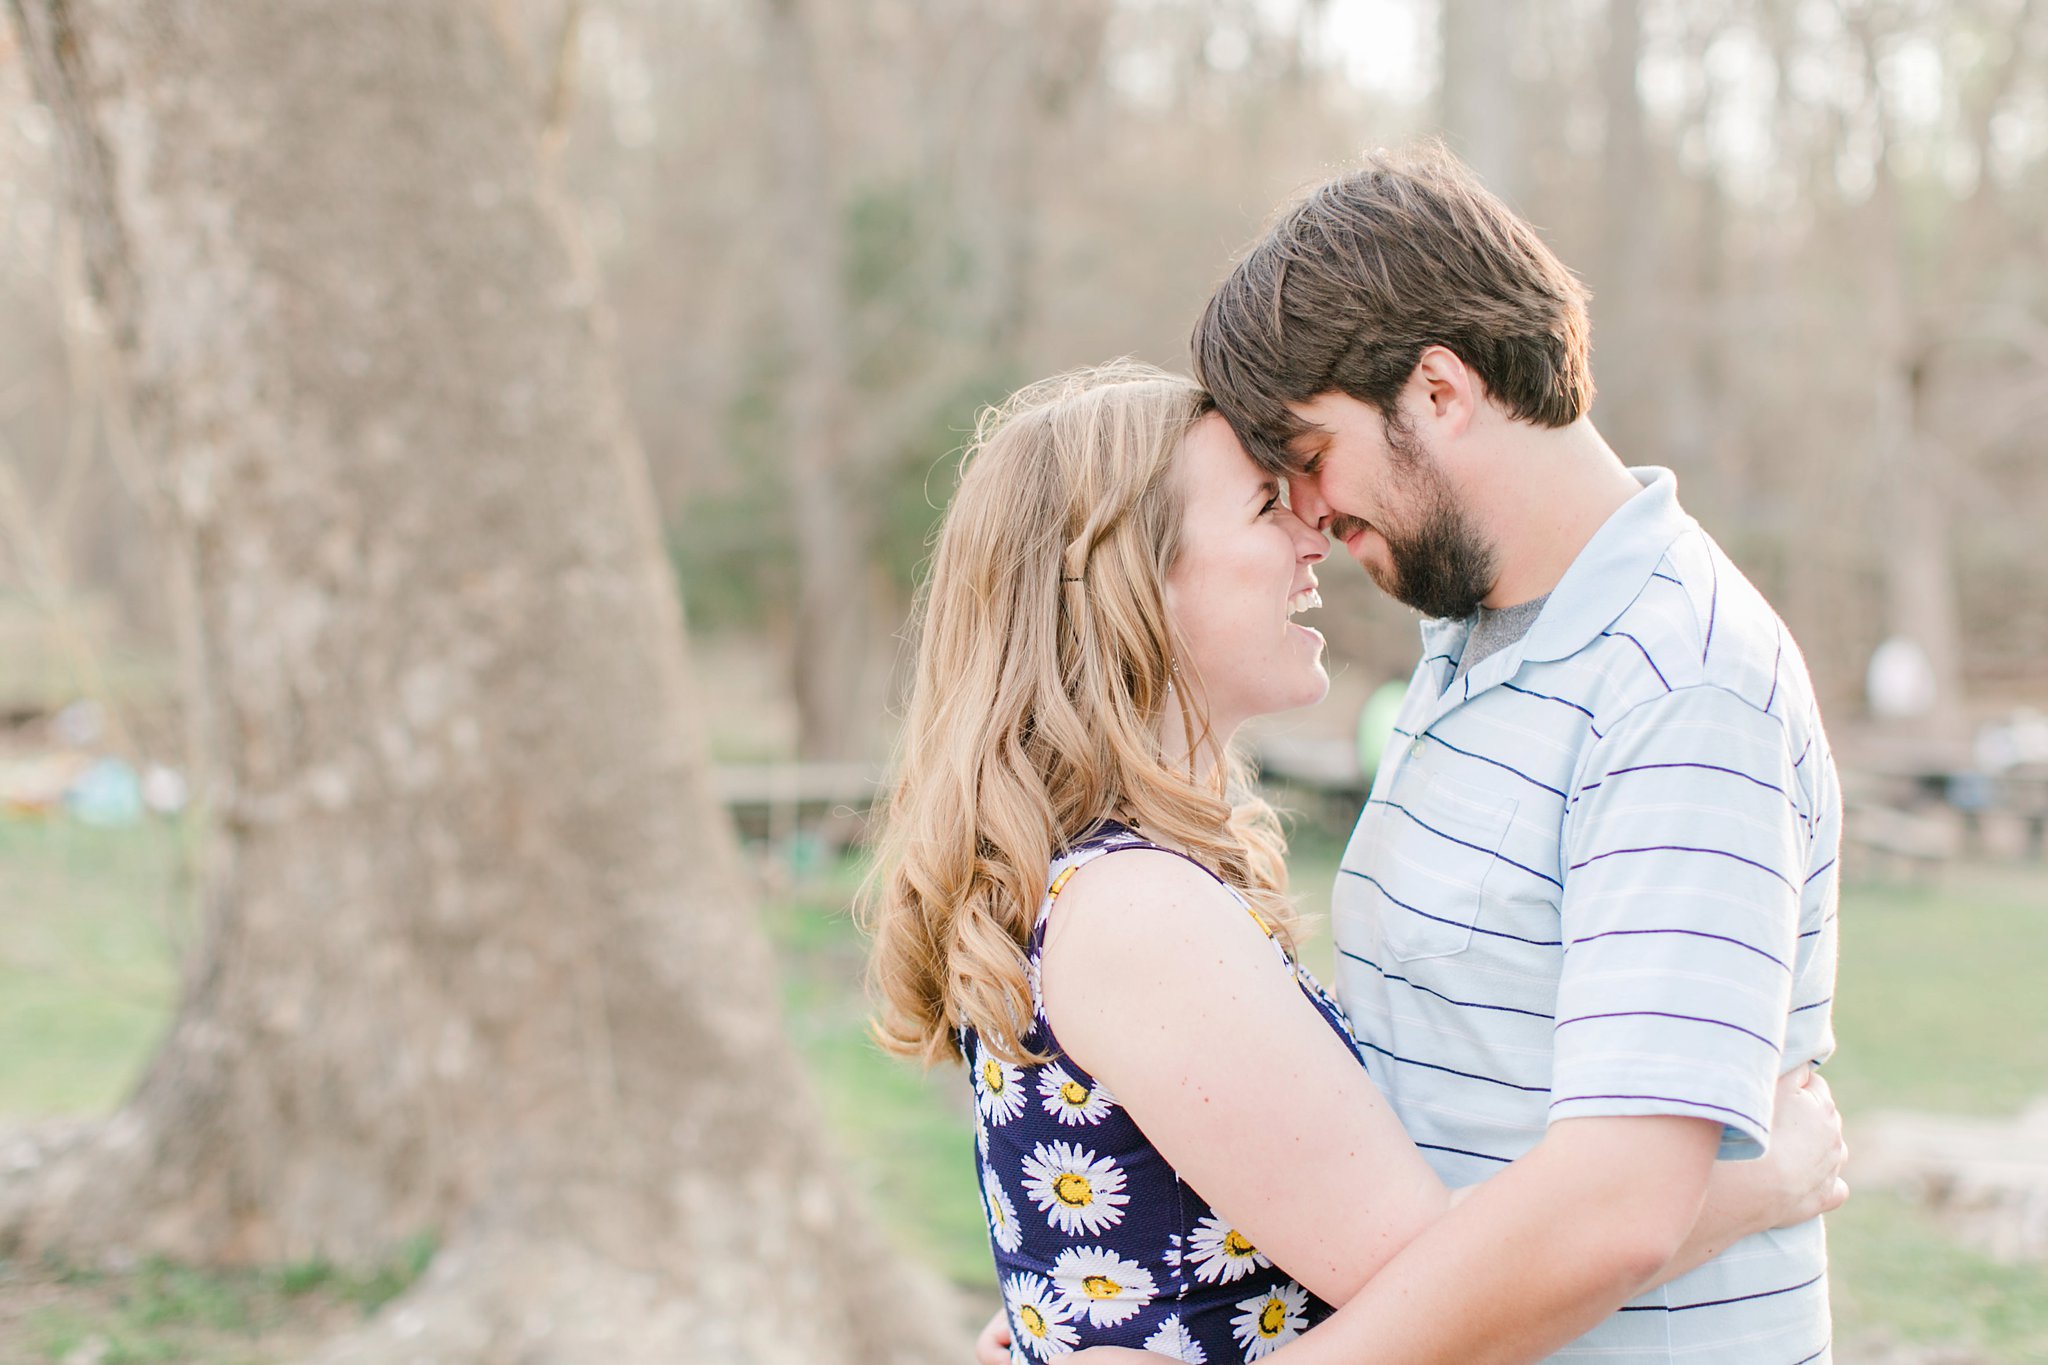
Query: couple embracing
[{"left": 861, "top": 146, "right": 1845, "bottom": 1365}]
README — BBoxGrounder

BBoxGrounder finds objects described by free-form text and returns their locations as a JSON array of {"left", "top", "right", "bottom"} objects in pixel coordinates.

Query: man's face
[{"left": 1282, "top": 391, "right": 1496, "bottom": 620}]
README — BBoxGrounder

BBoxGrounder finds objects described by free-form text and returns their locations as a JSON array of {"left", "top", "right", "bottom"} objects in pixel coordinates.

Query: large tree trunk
[{"left": 0, "top": 3, "right": 959, "bottom": 1360}]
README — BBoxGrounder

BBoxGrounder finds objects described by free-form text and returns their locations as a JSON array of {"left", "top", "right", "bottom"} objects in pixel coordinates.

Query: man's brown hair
[{"left": 1194, "top": 143, "right": 1594, "bottom": 474}]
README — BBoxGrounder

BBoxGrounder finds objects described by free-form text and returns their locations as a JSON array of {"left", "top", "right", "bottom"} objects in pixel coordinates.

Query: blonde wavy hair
[{"left": 859, "top": 361, "right": 1300, "bottom": 1068}]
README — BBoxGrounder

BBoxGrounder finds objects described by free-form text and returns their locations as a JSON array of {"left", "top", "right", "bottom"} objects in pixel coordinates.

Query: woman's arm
[
  {"left": 1038, "top": 848, "right": 1451, "bottom": 1305},
  {"left": 1054, "top": 1069, "right": 1847, "bottom": 1365},
  {"left": 1022, "top": 849, "right": 1846, "bottom": 1365},
  {"left": 1652, "top": 1065, "right": 1848, "bottom": 1281}
]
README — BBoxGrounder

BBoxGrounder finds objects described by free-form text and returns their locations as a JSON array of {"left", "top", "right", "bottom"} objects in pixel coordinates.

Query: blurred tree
[
  {"left": 1439, "top": 0, "right": 1526, "bottom": 204},
  {"left": 0, "top": 2, "right": 960, "bottom": 1359},
  {"left": 1848, "top": 0, "right": 2045, "bottom": 739},
  {"left": 762, "top": 0, "right": 870, "bottom": 762},
  {"left": 1593, "top": 0, "right": 1663, "bottom": 467}
]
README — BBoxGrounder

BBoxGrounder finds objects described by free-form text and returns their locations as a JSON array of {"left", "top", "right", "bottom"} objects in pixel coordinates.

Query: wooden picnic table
[
  {"left": 1853, "top": 761, "right": 2048, "bottom": 861},
  {"left": 715, "top": 762, "right": 888, "bottom": 848}
]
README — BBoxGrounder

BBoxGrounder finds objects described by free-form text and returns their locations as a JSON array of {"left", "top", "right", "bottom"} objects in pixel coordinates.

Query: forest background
[{"left": 0, "top": 0, "right": 2045, "bottom": 1362}]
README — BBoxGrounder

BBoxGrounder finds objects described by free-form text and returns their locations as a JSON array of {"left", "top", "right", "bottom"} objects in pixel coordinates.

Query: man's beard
[{"left": 1332, "top": 417, "right": 1496, "bottom": 621}]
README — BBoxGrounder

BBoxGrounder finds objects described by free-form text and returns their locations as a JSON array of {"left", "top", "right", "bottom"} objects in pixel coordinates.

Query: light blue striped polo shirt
[{"left": 1333, "top": 467, "right": 1841, "bottom": 1362}]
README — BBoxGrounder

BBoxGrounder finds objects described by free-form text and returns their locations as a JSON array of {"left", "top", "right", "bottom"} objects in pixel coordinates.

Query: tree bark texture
[{"left": 2, "top": 3, "right": 959, "bottom": 1359}]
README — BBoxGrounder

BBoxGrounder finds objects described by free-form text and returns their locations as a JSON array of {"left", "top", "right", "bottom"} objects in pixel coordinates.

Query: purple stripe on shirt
[{"left": 1570, "top": 843, "right": 1796, "bottom": 891}]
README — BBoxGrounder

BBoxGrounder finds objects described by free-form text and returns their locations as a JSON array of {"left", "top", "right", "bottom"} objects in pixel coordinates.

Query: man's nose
[{"left": 1290, "top": 475, "right": 1333, "bottom": 531}]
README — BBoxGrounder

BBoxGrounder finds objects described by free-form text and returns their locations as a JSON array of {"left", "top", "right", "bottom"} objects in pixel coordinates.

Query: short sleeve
[{"left": 1550, "top": 685, "right": 1810, "bottom": 1157}]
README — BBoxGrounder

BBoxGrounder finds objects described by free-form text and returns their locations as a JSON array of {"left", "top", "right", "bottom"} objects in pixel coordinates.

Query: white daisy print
[
  {"left": 974, "top": 1098, "right": 991, "bottom": 1158},
  {"left": 1231, "top": 1280, "right": 1310, "bottom": 1360},
  {"left": 1019, "top": 1140, "right": 1130, "bottom": 1236},
  {"left": 1038, "top": 1063, "right": 1116, "bottom": 1126},
  {"left": 974, "top": 1040, "right": 1027, "bottom": 1125},
  {"left": 1049, "top": 1245, "right": 1158, "bottom": 1328},
  {"left": 1186, "top": 1213, "right": 1271, "bottom": 1284},
  {"left": 1144, "top": 1314, "right": 1207, "bottom": 1364},
  {"left": 984, "top": 1167, "right": 1022, "bottom": 1254},
  {"left": 1003, "top": 1271, "right": 1080, "bottom": 1360}
]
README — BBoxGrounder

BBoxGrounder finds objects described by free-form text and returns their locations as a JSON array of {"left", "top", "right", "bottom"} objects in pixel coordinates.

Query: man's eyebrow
[
  {"left": 1283, "top": 440, "right": 1324, "bottom": 476},
  {"left": 1282, "top": 427, "right": 1326, "bottom": 469},
  {"left": 1250, "top": 477, "right": 1280, "bottom": 506}
]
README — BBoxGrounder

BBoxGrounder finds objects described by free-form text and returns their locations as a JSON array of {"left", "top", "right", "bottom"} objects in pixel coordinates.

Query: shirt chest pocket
[{"left": 1380, "top": 772, "right": 1520, "bottom": 963}]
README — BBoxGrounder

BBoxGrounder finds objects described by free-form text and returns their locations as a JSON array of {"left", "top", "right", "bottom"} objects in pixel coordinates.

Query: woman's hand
[
  {"left": 1574, "top": 1065, "right": 1847, "bottom": 1290},
  {"left": 973, "top": 1309, "right": 1009, "bottom": 1365},
  {"left": 1745, "top": 1065, "right": 1850, "bottom": 1230},
  {"left": 1685, "top": 1064, "right": 1847, "bottom": 1270},
  {"left": 975, "top": 1310, "right": 1207, "bottom": 1365}
]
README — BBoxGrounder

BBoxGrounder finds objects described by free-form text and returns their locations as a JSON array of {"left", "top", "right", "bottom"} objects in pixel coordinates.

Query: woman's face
[{"left": 1164, "top": 413, "right": 1330, "bottom": 739}]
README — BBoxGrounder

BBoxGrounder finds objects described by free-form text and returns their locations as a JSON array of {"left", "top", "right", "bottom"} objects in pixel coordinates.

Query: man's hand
[{"left": 973, "top": 1308, "right": 1010, "bottom": 1365}]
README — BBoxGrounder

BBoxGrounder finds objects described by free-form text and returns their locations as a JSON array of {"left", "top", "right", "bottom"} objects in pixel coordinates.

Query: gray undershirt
[{"left": 1452, "top": 593, "right": 1550, "bottom": 683}]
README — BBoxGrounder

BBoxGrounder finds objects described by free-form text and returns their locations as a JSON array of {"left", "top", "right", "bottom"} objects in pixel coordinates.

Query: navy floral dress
[{"left": 961, "top": 822, "right": 1366, "bottom": 1363}]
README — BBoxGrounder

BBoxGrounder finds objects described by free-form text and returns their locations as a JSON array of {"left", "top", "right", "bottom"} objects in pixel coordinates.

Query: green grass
[
  {"left": 17, "top": 1241, "right": 436, "bottom": 1364},
  {"left": 759, "top": 856, "right": 994, "bottom": 1288},
  {"left": 1829, "top": 1191, "right": 2048, "bottom": 1362},
  {"left": 4, "top": 813, "right": 2047, "bottom": 1357},
  {"left": 0, "top": 819, "right": 188, "bottom": 1118},
  {"left": 1823, "top": 866, "right": 2048, "bottom": 1117}
]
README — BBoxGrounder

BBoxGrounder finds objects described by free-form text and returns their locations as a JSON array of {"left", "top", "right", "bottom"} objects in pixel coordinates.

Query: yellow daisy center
[
  {"left": 1224, "top": 1229, "right": 1258, "bottom": 1259},
  {"left": 1259, "top": 1299, "right": 1286, "bottom": 1337},
  {"left": 1019, "top": 1303, "right": 1047, "bottom": 1338},
  {"left": 1060, "top": 1080, "right": 1090, "bottom": 1106},
  {"left": 982, "top": 1061, "right": 1005, "bottom": 1093},
  {"left": 1054, "top": 1172, "right": 1093, "bottom": 1207},
  {"left": 1082, "top": 1273, "right": 1121, "bottom": 1300}
]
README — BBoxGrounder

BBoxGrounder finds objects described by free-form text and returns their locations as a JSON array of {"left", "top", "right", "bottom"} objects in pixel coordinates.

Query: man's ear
[{"left": 1409, "top": 345, "right": 1480, "bottom": 437}]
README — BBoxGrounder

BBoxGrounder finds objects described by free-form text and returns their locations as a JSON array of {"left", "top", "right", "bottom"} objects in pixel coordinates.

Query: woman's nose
[{"left": 1295, "top": 513, "right": 1327, "bottom": 562}]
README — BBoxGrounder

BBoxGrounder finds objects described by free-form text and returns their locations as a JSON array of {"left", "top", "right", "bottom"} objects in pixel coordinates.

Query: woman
[{"left": 859, "top": 363, "right": 1844, "bottom": 1362}]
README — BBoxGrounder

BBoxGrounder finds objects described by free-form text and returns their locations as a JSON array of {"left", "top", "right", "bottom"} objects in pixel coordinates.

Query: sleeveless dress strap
[{"left": 1044, "top": 824, "right": 1278, "bottom": 942}]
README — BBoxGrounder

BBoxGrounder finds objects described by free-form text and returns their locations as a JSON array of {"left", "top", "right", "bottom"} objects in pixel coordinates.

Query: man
[
  {"left": 976, "top": 144, "right": 1840, "bottom": 1363},
  {"left": 1185, "top": 144, "right": 1842, "bottom": 1361}
]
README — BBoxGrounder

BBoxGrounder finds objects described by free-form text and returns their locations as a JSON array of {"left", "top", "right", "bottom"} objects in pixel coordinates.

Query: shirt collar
[
  {"left": 1517, "top": 466, "right": 1693, "bottom": 665},
  {"left": 1412, "top": 467, "right": 1692, "bottom": 685}
]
